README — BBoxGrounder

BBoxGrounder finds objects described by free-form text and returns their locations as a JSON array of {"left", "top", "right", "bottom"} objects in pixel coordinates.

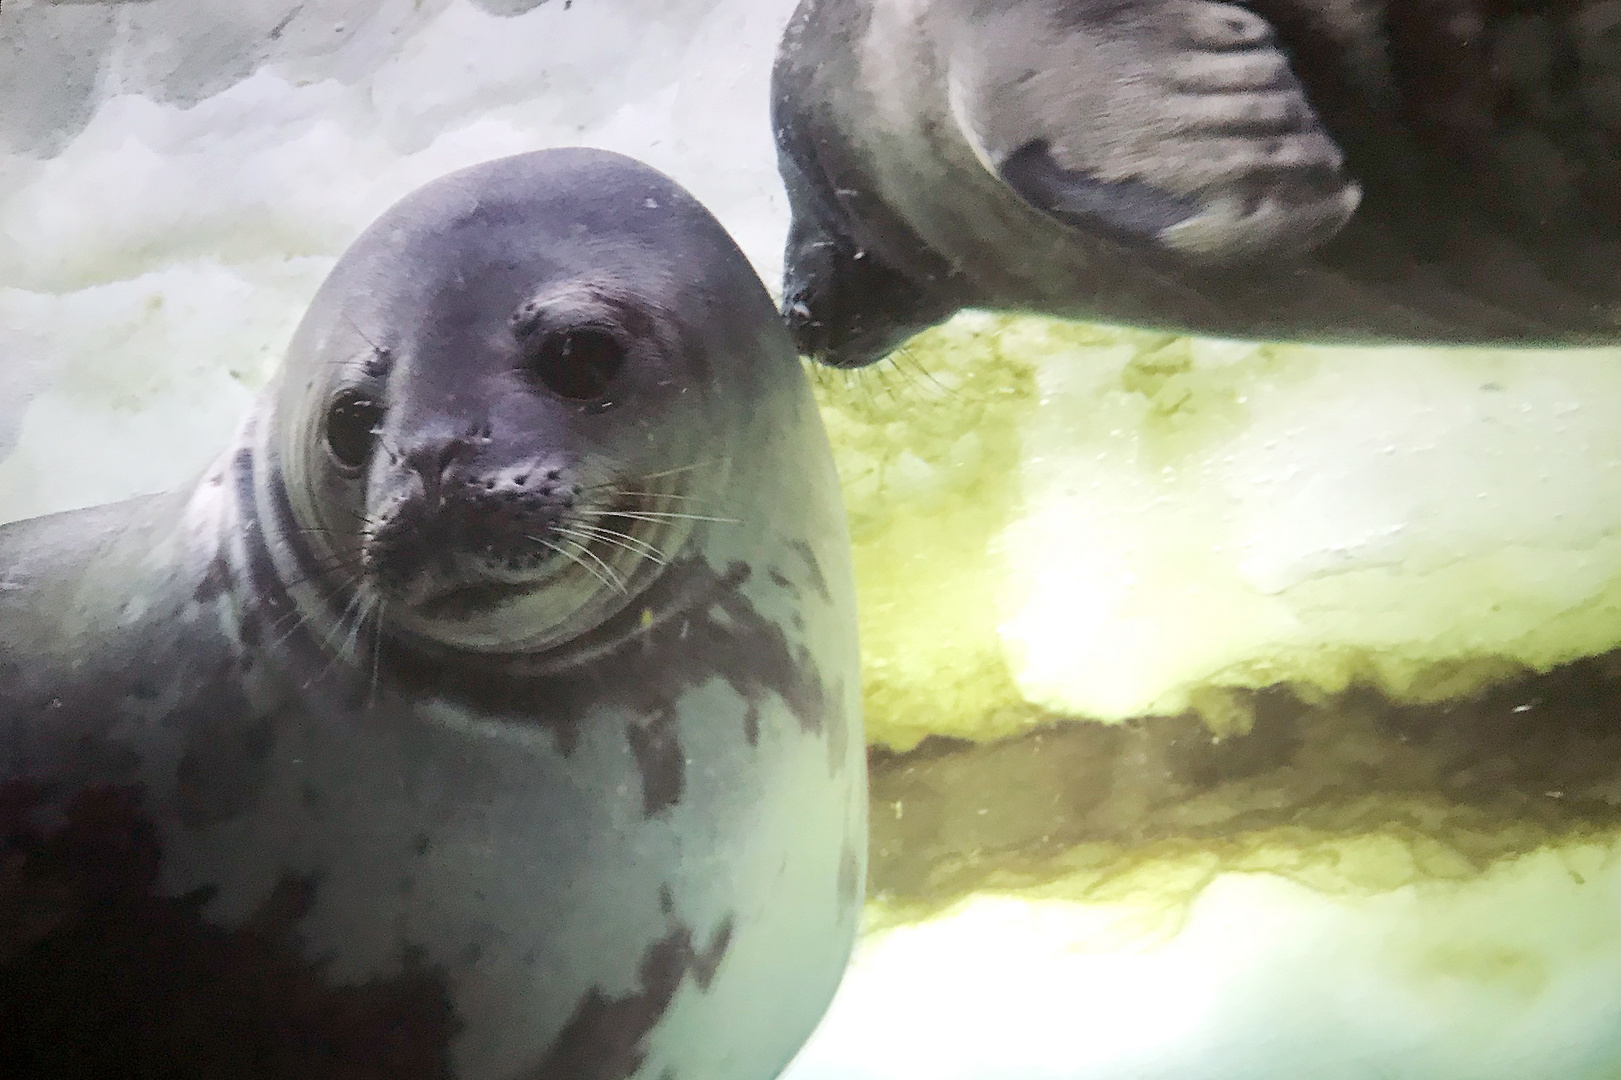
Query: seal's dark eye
[
  {"left": 325, "top": 390, "right": 383, "bottom": 471},
  {"left": 526, "top": 327, "right": 626, "bottom": 403}
]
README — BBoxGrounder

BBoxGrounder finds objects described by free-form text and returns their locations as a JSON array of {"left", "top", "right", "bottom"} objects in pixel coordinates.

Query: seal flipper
[
  {"left": 949, "top": 0, "right": 1362, "bottom": 263},
  {"left": 997, "top": 138, "right": 1204, "bottom": 246}
]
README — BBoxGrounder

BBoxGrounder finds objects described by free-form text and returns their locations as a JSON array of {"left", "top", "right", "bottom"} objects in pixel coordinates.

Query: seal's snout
[
  {"left": 780, "top": 213, "right": 958, "bottom": 369},
  {"left": 362, "top": 438, "right": 582, "bottom": 610},
  {"left": 399, "top": 434, "right": 477, "bottom": 505}
]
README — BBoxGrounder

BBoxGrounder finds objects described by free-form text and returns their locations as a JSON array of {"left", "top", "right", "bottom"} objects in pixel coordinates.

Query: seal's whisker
[
  {"left": 533, "top": 537, "right": 618, "bottom": 594},
  {"left": 265, "top": 607, "right": 310, "bottom": 650},
  {"left": 291, "top": 525, "right": 362, "bottom": 536},
  {"left": 554, "top": 525, "right": 643, "bottom": 563},
  {"left": 577, "top": 481, "right": 691, "bottom": 500},
  {"left": 306, "top": 586, "right": 374, "bottom": 688},
  {"left": 367, "top": 598, "right": 388, "bottom": 709},
  {"left": 292, "top": 598, "right": 357, "bottom": 686},
  {"left": 272, "top": 555, "right": 360, "bottom": 595},
  {"left": 291, "top": 526, "right": 367, "bottom": 545},
  {"left": 578, "top": 535, "right": 665, "bottom": 567},
  {"left": 855, "top": 360, "right": 906, "bottom": 412},
  {"left": 577, "top": 509, "right": 743, "bottom": 525},
  {"left": 577, "top": 460, "right": 729, "bottom": 493},
  {"left": 265, "top": 562, "right": 363, "bottom": 653},
  {"left": 558, "top": 536, "right": 628, "bottom": 594},
  {"left": 554, "top": 524, "right": 668, "bottom": 567},
  {"left": 340, "top": 590, "right": 378, "bottom": 666},
  {"left": 342, "top": 313, "right": 395, "bottom": 378},
  {"left": 319, "top": 588, "right": 367, "bottom": 660},
  {"left": 870, "top": 355, "right": 921, "bottom": 403},
  {"left": 371, "top": 433, "right": 404, "bottom": 467},
  {"left": 868, "top": 359, "right": 898, "bottom": 400},
  {"left": 890, "top": 343, "right": 955, "bottom": 399},
  {"left": 806, "top": 360, "right": 833, "bottom": 392},
  {"left": 600, "top": 490, "right": 715, "bottom": 505},
  {"left": 563, "top": 520, "right": 671, "bottom": 562},
  {"left": 640, "top": 459, "right": 729, "bottom": 481},
  {"left": 334, "top": 599, "right": 365, "bottom": 669},
  {"left": 260, "top": 564, "right": 357, "bottom": 634}
]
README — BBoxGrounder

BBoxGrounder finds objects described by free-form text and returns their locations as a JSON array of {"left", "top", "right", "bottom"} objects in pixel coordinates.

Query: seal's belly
[{"left": 154, "top": 676, "right": 861, "bottom": 1080}]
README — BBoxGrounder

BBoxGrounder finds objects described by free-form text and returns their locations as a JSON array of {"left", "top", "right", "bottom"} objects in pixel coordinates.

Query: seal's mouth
[
  {"left": 375, "top": 536, "right": 578, "bottom": 621},
  {"left": 359, "top": 458, "right": 695, "bottom": 645},
  {"left": 412, "top": 578, "right": 545, "bottom": 621},
  {"left": 367, "top": 499, "right": 663, "bottom": 624},
  {"left": 362, "top": 454, "right": 585, "bottom": 618}
]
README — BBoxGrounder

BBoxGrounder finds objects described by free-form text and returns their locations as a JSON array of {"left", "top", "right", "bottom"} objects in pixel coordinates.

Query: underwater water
[{"left": 5, "top": 0, "right": 1621, "bottom": 1077}]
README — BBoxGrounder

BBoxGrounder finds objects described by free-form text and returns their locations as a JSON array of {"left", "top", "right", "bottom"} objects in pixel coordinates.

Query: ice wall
[{"left": 0, "top": 0, "right": 797, "bottom": 518}]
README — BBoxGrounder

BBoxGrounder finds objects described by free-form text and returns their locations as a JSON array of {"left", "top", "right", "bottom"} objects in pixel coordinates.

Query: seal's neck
[{"left": 210, "top": 410, "right": 370, "bottom": 702}]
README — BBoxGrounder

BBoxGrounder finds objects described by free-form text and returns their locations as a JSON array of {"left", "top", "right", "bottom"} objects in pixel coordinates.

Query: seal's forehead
[
  {"left": 284, "top": 148, "right": 788, "bottom": 385},
  {"left": 349, "top": 149, "right": 742, "bottom": 286}
]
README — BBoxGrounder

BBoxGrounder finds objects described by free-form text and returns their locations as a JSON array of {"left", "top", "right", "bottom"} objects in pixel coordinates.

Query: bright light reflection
[{"left": 786, "top": 843, "right": 1621, "bottom": 1080}]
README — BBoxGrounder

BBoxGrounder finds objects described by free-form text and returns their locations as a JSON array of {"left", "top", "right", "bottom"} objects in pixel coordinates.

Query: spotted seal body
[
  {"left": 0, "top": 149, "right": 864, "bottom": 1080},
  {"left": 774, "top": 0, "right": 1621, "bottom": 367}
]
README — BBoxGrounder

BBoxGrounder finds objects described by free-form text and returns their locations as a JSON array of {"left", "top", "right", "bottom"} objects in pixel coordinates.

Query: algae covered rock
[{"left": 816, "top": 311, "right": 1621, "bottom": 748}]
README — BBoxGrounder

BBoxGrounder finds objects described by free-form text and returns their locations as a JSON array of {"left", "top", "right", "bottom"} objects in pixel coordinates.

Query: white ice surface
[
  {"left": 784, "top": 844, "right": 1621, "bottom": 1080},
  {"left": 0, "top": 0, "right": 796, "bottom": 520}
]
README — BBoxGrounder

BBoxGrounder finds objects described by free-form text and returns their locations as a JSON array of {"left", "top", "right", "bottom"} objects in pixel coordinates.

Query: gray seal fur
[
  {"left": 0, "top": 148, "right": 864, "bottom": 1080},
  {"left": 773, "top": 0, "right": 1621, "bottom": 367}
]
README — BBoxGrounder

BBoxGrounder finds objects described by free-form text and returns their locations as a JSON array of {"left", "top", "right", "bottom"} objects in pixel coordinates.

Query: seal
[
  {"left": 0, "top": 148, "right": 865, "bottom": 1080},
  {"left": 773, "top": 0, "right": 1621, "bottom": 367}
]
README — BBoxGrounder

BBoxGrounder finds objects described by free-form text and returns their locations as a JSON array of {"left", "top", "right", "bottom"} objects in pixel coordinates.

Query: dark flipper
[
  {"left": 960, "top": 0, "right": 1362, "bottom": 263},
  {"left": 998, "top": 138, "right": 1203, "bottom": 246}
]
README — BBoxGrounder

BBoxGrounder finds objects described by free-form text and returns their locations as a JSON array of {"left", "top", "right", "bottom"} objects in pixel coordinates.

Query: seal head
[{"left": 265, "top": 168, "right": 742, "bottom": 658}]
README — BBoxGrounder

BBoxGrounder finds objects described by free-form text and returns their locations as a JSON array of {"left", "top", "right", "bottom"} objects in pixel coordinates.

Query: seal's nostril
[{"left": 402, "top": 435, "right": 478, "bottom": 496}]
